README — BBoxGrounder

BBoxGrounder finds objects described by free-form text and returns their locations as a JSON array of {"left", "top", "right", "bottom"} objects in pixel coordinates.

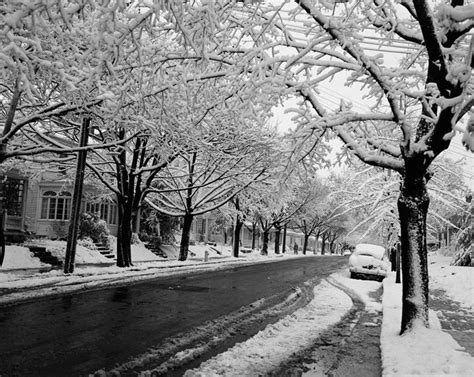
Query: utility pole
[
  {"left": 395, "top": 240, "right": 401, "bottom": 284},
  {"left": 467, "top": 193, "right": 473, "bottom": 266},
  {"left": 64, "top": 118, "right": 90, "bottom": 274},
  {"left": 0, "top": 209, "right": 5, "bottom": 267}
]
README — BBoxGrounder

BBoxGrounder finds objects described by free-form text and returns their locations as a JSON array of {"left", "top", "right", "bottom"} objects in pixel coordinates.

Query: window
[
  {"left": 84, "top": 200, "right": 118, "bottom": 225},
  {"left": 41, "top": 191, "right": 72, "bottom": 220},
  {"left": 109, "top": 205, "right": 118, "bottom": 225},
  {"left": 0, "top": 176, "right": 25, "bottom": 216}
]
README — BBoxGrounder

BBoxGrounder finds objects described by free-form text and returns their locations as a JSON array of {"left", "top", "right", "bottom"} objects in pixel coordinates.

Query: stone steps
[
  {"left": 94, "top": 242, "right": 116, "bottom": 260},
  {"left": 28, "top": 246, "right": 63, "bottom": 267}
]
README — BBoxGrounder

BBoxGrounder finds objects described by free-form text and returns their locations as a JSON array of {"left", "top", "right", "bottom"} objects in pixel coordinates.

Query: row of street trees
[
  {"left": 224, "top": 173, "right": 350, "bottom": 257},
  {"left": 1, "top": 1, "right": 472, "bottom": 336}
]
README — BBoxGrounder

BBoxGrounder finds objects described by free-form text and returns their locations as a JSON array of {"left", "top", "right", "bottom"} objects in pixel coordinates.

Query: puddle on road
[{"left": 153, "top": 283, "right": 210, "bottom": 293}]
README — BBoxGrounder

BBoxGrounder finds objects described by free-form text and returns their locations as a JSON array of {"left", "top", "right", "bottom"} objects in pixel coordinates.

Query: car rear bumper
[{"left": 349, "top": 266, "right": 388, "bottom": 277}]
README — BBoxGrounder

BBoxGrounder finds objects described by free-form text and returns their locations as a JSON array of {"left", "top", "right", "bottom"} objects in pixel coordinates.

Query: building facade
[{"left": 0, "top": 168, "right": 119, "bottom": 241}]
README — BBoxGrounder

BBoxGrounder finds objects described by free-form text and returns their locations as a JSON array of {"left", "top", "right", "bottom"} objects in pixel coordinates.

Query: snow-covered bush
[
  {"left": 78, "top": 213, "right": 110, "bottom": 247},
  {"left": 77, "top": 237, "right": 97, "bottom": 251},
  {"left": 49, "top": 221, "right": 69, "bottom": 241}
]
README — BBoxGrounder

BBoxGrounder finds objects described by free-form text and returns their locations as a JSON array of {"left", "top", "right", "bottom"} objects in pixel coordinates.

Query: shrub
[
  {"left": 77, "top": 237, "right": 97, "bottom": 250},
  {"left": 145, "top": 235, "right": 162, "bottom": 251},
  {"left": 78, "top": 212, "right": 110, "bottom": 247},
  {"left": 49, "top": 221, "right": 69, "bottom": 241}
]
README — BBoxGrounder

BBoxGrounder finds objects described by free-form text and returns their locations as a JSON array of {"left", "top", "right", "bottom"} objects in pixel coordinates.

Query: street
[{"left": 0, "top": 256, "right": 347, "bottom": 376}]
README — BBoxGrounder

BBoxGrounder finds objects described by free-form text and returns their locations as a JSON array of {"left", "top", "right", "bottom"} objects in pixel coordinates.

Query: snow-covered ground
[
  {"left": 0, "top": 244, "right": 472, "bottom": 375},
  {"left": 381, "top": 274, "right": 472, "bottom": 376}
]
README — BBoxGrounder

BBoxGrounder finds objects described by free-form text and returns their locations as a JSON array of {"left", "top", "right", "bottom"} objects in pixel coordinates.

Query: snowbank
[
  {"left": 187, "top": 244, "right": 233, "bottom": 261},
  {"left": 108, "top": 236, "right": 162, "bottom": 262},
  {"left": 1, "top": 245, "right": 48, "bottom": 269},
  {"left": 332, "top": 270, "right": 382, "bottom": 313},
  {"left": 1, "top": 238, "right": 164, "bottom": 269},
  {"left": 24, "top": 239, "right": 111, "bottom": 264}
]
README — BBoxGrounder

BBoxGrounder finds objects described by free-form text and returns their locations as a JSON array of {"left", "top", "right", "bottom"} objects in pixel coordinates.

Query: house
[
  {"left": 0, "top": 167, "right": 119, "bottom": 242},
  {"left": 186, "top": 215, "right": 317, "bottom": 253},
  {"left": 0, "top": 169, "right": 28, "bottom": 242}
]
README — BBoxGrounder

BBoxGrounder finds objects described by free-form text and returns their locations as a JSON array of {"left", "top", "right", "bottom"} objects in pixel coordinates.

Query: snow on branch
[
  {"left": 437, "top": 3, "right": 474, "bottom": 24},
  {"left": 296, "top": 0, "right": 404, "bottom": 123},
  {"left": 335, "top": 126, "right": 404, "bottom": 171}
]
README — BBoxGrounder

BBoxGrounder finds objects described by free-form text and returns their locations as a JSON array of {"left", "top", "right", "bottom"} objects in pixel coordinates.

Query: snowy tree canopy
[{"left": 245, "top": 0, "right": 474, "bottom": 171}]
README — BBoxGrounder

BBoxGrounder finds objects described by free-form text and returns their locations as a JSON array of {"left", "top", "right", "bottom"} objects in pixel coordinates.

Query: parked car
[{"left": 349, "top": 243, "right": 389, "bottom": 281}]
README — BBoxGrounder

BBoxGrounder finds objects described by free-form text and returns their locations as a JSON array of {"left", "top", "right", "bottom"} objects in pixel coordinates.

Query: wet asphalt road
[{"left": 0, "top": 256, "right": 347, "bottom": 376}]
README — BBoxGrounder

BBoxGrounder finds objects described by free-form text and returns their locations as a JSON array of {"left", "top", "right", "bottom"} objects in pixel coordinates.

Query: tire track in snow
[
  {"left": 93, "top": 278, "right": 318, "bottom": 376},
  {"left": 178, "top": 279, "right": 353, "bottom": 377}
]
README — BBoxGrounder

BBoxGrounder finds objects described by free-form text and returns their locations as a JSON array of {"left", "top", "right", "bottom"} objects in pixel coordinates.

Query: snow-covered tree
[
  {"left": 248, "top": 0, "right": 474, "bottom": 334},
  {"left": 0, "top": 2, "right": 163, "bottom": 163},
  {"left": 252, "top": 170, "right": 316, "bottom": 255},
  {"left": 426, "top": 158, "right": 471, "bottom": 259},
  {"left": 291, "top": 177, "right": 329, "bottom": 254},
  {"left": 0, "top": 1, "right": 283, "bottom": 267},
  {"left": 147, "top": 111, "right": 276, "bottom": 261}
]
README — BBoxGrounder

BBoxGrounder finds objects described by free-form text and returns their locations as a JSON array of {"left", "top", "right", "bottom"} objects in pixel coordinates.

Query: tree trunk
[
  {"left": 321, "top": 236, "right": 326, "bottom": 255},
  {"left": 251, "top": 222, "right": 256, "bottom": 250},
  {"left": 117, "top": 198, "right": 133, "bottom": 267},
  {"left": 282, "top": 224, "right": 287, "bottom": 253},
  {"left": 131, "top": 209, "right": 140, "bottom": 235},
  {"left": 329, "top": 240, "right": 335, "bottom": 254},
  {"left": 398, "top": 170, "right": 430, "bottom": 334},
  {"left": 274, "top": 224, "right": 281, "bottom": 254},
  {"left": 179, "top": 213, "right": 194, "bottom": 261},
  {"left": 223, "top": 227, "right": 228, "bottom": 244},
  {"left": 303, "top": 234, "right": 309, "bottom": 255},
  {"left": 261, "top": 230, "right": 269, "bottom": 255},
  {"left": 314, "top": 231, "right": 320, "bottom": 254},
  {"left": 0, "top": 210, "right": 5, "bottom": 267},
  {"left": 233, "top": 215, "right": 243, "bottom": 258}
]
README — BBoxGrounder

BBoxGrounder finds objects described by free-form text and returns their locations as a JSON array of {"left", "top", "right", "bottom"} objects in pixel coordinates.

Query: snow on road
[{"left": 182, "top": 279, "right": 353, "bottom": 377}]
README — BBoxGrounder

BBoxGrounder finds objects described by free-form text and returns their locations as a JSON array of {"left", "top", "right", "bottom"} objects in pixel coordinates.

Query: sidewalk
[
  {"left": 430, "top": 288, "right": 474, "bottom": 357},
  {"left": 381, "top": 270, "right": 473, "bottom": 376}
]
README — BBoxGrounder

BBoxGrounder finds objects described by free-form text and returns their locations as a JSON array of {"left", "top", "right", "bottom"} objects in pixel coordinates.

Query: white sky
[{"left": 267, "top": 1, "right": 473, "bottom": 189}]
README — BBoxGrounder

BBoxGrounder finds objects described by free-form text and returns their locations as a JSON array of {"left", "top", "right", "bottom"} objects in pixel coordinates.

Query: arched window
[{"left": 40, "top": 191, "right": 72, "bottom": 220}]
